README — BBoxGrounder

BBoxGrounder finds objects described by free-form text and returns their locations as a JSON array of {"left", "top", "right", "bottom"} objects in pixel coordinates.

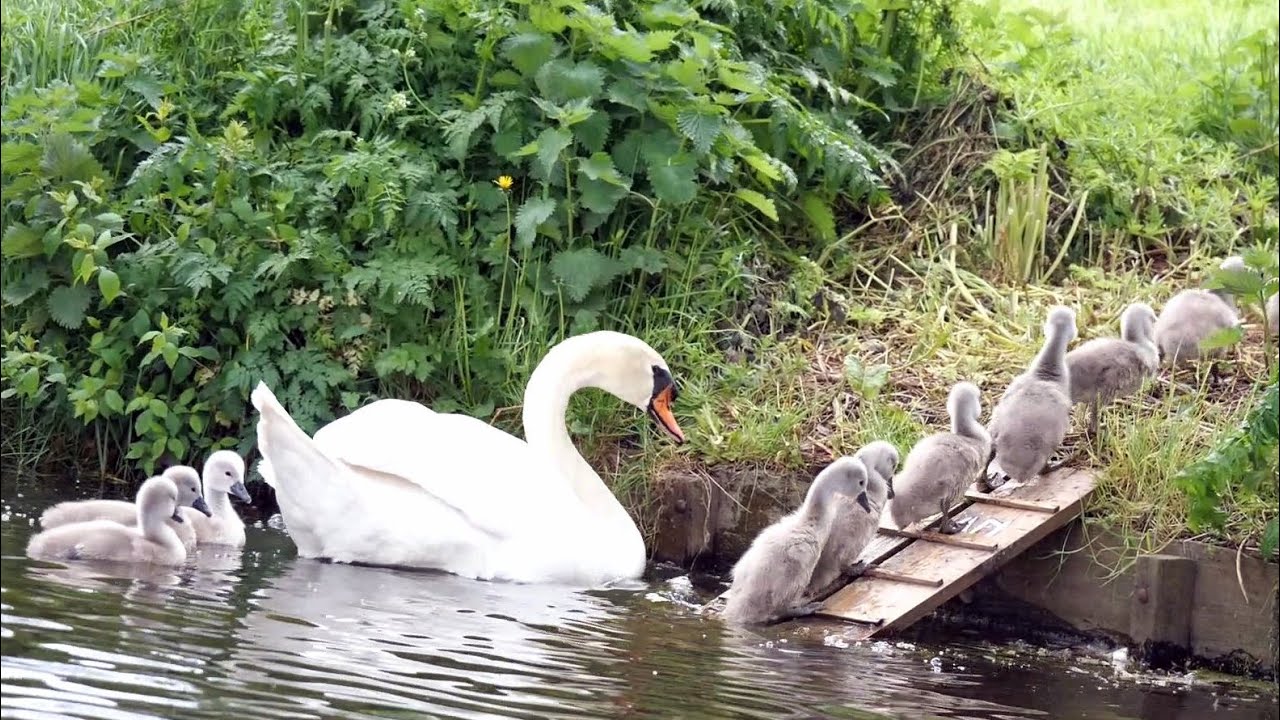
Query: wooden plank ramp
[{"left": 817, "top": 467, "right": 1096, "bottom": 638}]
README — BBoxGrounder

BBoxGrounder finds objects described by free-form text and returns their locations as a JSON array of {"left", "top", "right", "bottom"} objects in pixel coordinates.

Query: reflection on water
[{"left": 1, "top": 487, "right": 1275, "bottom": 720}]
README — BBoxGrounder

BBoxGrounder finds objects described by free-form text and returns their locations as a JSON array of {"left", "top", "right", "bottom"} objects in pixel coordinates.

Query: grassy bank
[{"left": 2, "top": 0, "right": 1277, "bottom": 567}]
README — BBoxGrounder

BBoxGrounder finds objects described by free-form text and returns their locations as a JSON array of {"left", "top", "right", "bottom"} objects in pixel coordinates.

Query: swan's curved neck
[
  {"left": 204, "top": 487, "right": 235, "bottom": 521},
  {"left": 952, "top": 411, "right": 990, "bottom": 445},
  {"left": 1030, "top": 330, "right": 1070, "bottom": 383},
  {"left": 522, "top": 340, "right": 643, "bottom": 559},
  {"left": 137, "top": 504, "right": 169, "bottom": 543}
]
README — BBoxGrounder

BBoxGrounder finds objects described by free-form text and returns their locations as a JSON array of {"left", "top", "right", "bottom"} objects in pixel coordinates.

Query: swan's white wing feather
[{"left": 312, "top": 399, "right": 582, "bottom": 541}]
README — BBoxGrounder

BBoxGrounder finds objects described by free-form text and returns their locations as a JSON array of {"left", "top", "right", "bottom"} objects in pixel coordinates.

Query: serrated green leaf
[
  {"left": 1, "top": 142, "right": 42, "bottom": 174},
  {"left": 647, "top": 153, "right": 698, "bottom": 204},
  {"left": 606, "top": 77, "right": 649, "bottom": 111},
  {"left": 48, "top": 284, "right": 92, "bottom": 329},
  {"left": 502, "top": 32, "right": 559, "bottom": 76},
  {"left": 1262, "top": 518, "right": 1278, "bottom": 560},
  {"left": 644, "top": 30, "right": 678, "bottom": 52},
  {"left": 743, "top": 152, "right": 782, "bottom": 182},
  {"left": 2, "top": 223, "right": 43, "bottom": 259},
  {"left": 620, "top": 246, "right": 667, "bottom": 274},
  {"left": 572, "top": 111, "right": 610, "bottom": 153},
  {"left": 676, "top": 108, "right": 723, "bottom": 154},
  {"left": 550, "top": 248, "right": 623, "bottom": 302},
  {"left": 578, "top": 176, "right": 629, "bottom": 215},
  {"left": 97, "top": 267, "right": 122, "bottom": 304},
  {"left": 734, "top": 188, "right": 778, "bottom": 221},
  {"left": 801, "top": 193, "right": 837, "bottom": 242},
  {"left": 535, "top": 60, "right": 605, "bottom": 103},
  {"left": 41, "top": 133, "right": 105, "bottom": 182},
  {"left": 579, "top": 153, "right": 627, "bottom": 185},
  {"left": 603, "top": 33, "right": 652, "bottom": 63},
  {"left": 514, "top": 196, "right": 557, "bottom": 248},
  {"left": 845, "top": 355, "right": 890, "bottom": 399},
  {"left": 1199, "top": 325, "right": 1244, "bottom": 351},
  {"left": 534, "top": 127, "right": 572, "bottom": 178}
]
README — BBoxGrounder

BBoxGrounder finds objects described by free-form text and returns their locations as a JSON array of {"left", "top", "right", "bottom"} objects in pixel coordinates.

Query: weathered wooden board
[{"left": 817, "top": 467, "right": 1097, "bottom": 637}]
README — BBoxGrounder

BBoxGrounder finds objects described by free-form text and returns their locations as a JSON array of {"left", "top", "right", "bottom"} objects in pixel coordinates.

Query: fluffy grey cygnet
[
  {"left": 721, "top": 456, "right": 870, "bottom": 625},
  {"left": 986, "top": 305, "right": 1076, "bottom": 487},
  {"left": 1153, "top": 256, "right": 1246, "bottom": 366},
  {"left": 38, "top": 466, "right": 211, "bottom": 553},
  {"left": 804, "top": 441, "right": 897, "bottom": 601},
  {"left": 891, "top": 381, "right": 991, "bottom": 534},
  {"left": 1065, "top": 302, "right": 1159, "bottom": 436},
  {"left": 181, "top": 450, "right": 251, "bottom": 547},
  {"left": 27, "top": 475, "right": 189, "bottom": 565}
]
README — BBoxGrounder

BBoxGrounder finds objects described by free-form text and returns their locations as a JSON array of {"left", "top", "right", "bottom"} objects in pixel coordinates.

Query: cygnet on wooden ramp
[
  {"left": 804, "top": 441, "right": 898, "bottom": 602},
  {"left": 1065, "top": 302, "right": 1159, "bottom": 436},
  {"left": 986, "top": 305, "right": 1077, "bottom": 488},
  {"left": 891, "top": 381, "right": 991, "bottom": 534},
  {"left": 27, "top": 475, "right": 190, "bottom": 565},
  {"left": 721, "top": 456, "right": 870, "bottom": 626},
  {"left": 1153, "top": 256, "right": 1245, "bottom": 366},
  {"left": 39, "top": 466, "right": 211, "bottom": 553}
]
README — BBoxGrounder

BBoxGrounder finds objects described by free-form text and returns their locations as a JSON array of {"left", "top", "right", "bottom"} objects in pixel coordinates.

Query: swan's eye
[{"left": 225, "top": 470, "right": 232, "bottom": 476}]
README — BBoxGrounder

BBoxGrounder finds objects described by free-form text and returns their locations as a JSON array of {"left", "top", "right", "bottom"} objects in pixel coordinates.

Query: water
[{"left": 1, "top": 487, "right": 1276, "bottom": 720}]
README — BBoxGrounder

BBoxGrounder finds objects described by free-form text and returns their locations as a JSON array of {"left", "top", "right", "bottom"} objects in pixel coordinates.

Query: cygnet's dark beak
[
  {"left": 229, "top": 481, "right": 252, "bottom": 504},
  {"left": 856, "top": 491, "right": 871, "bottom": 513},
  {"left": 191, "top": 496, "right": 213, "bottom": 517},
  {"left": 886, "top": 481, "right": 895, "bottom": 500},
  {"left": 170, "top": 509, "right": 185, "bottom": 523}
]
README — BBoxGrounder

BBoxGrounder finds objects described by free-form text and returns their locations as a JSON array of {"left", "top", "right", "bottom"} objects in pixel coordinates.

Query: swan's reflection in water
[{"left": 2, "top": 517, "right": 1276, "bottom": 720}]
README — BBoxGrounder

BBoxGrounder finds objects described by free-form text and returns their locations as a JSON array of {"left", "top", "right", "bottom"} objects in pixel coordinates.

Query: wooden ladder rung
[
  {"left": 863, "top": 567, "right": 943, "bottom": 588},
  {"left": 965, "top": 491, "right": 1060, "bottom": 513},
  {"left": 881, "top": 527, "right": 999, "bottom": 552}
]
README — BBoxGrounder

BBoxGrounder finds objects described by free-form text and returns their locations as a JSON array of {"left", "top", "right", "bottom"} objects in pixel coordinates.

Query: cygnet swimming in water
[
  {"left": 39, "top": 465, "right": 211, "bottom": 553},
  {"left": 27, "top": 475, "right": 190, "bottom": 565},
  {"left": 986, "top": 305, "right": 1077, "bottom": 487},
  {"left": 1153, "top": 256, "right": 1246, "bottom": 366},
  {"left": 891, "top": 381, "right": 991, "bottom": 534},
  {"left": 803, "top": 442, "right": 896, "bottom": 602},
  {"left": 181, "top": 450, "right": 250, "bottom": 546},
  {"left": 1065, "top": 302, "right": 1159, "bottom": 436},
  {"left": 721, "top": 457, "right": 869, "bottom": 625}
]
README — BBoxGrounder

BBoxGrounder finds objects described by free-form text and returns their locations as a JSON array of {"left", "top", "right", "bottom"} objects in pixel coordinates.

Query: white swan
[{"left": 251, "top": 331, "right": 686, "bottom": 586}]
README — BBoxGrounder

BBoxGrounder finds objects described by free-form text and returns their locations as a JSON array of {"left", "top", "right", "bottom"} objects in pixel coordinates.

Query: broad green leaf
[
  {"left": 502, "top": 32, "right": 559, "bottom": 76},
  {"left": 579, "top": 153, "right": 627, "bottom": 185},
  {"left": 1, "top": 142, "right": 42, "bottom": 174},
  {"left": 514, "top": 196, "right": 557, "bottom": 248},
  {"left": 1199, "top": 325, "right": 1244, "bottom": 351},
  {"left": 40, "top": 133, "right": 105, "bottom": 182},
  {"left": 644, "top": 30, "right": 678, "bottom": 52},
  {"left": 98, "top": 267, "right": 122, "bottom": 304},
  {"left": 647, "top": 153, "right": 698, "bottom": 205},
  {"left": 48, "top": 284, "right": 92, "bottom": 329},
  {"left": 103, "top": 389, "right": 125, "bottom": 414},
  {"left": 606, "top": 77, "right": 649, "bottom": 111},
  {"left": 620, "top": 246, "right": 667, "bottom": 274},
  {"left": 534, "top": 127, "right": 573, "bottom": 178},
  {"left": 1, "top": 223, "right": 43, "bottom": 259},
  {"left": 3, "top": 263, "right": 49, "bottom": 305},
  {"left": 603, "top": 32, "right": 652, "bottom": 63},
  {"left": 734, "top": 188, "right": 778, "bottom": 221},
  {"left": 572, "top": 111, "right": 611, "bottom": 153},
  {"left": 550, "top": 248, "right": 623, "bottom": 302},
  {"left": 666, "top": 58, "right": 704, "bottom": 91},
  {"left": 578, "top": 176, "right": 629, "bottom": 215},
  {"left": 800, "top": 193, "right": 837, "bottom": 242},
  {"left": 535, "top": 60, "right": 605, "bottom": 103},
  {"left": 845, "top": 355, "right": 890, "bottom": 399},
  {"left": 1262, "top": 518, "right": 1278, "bottom": 561},
  {"left": 676, "top": 108, "right": 723, "bottom": 154}
]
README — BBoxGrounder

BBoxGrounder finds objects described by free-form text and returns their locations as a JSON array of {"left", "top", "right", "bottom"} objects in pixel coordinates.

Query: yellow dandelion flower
[{"left": 495, "top": 175, "right": 514, "bottom": 191}]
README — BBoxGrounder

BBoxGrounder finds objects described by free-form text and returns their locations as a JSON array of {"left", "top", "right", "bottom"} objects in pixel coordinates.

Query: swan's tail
[{"left": 250, "top": 381, "right": 343, "bottom": 493}]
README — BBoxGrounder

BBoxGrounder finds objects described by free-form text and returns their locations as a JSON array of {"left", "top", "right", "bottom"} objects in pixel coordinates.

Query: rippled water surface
[{"left": 2, "top": 483, "right": 1276, "bottom": 720}]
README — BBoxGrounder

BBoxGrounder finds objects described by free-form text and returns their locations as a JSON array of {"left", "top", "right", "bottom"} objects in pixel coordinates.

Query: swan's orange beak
[{"left": 648, "top": 385, "right": 685, "bottom": 445}]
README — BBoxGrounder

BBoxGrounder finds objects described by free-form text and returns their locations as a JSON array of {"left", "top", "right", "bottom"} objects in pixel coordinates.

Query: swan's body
[
  {"left": 804, "top": 443, "right": 896, "bottom": 601},
  {"left": 722, "top": 457, "right": 868, "bottom": 625},
  {"left": 1154, "top": 257, "right": 1245, "bottom": 366},
  {"left": 253, "top": 331, "right": 685, "bottom": 586},
  {"left": 891, "top": 382, "right": 990, "bottom": 532},
  {"left": 1066, "top": 303, "right": 1159, "bottom": 435},
  {"left": 987, "top": 306, "right": 1076, "bottom": 486},
  {"left": 181, "top": 450, "right": 250, "bottom": 547},
  {"left": 27, "top": 476, "right": 188, "bottom": 565},
  {"left": 38, "top": 466, "right": 210, "bottom": 554}
]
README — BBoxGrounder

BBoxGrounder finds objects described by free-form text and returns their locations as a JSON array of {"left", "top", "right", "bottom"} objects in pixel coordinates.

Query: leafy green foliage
[{"left": 1, "top": 0, "right": 955, "bottom": 475}]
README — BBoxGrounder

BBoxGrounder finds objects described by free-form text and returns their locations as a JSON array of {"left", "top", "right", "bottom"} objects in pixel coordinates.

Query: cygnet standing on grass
[
  {"left": 27, "top": 475, "right": 190, "bottom": 566},
  {"left": 804, "top": 442, "right": 897, "bottom": 601},
  {"left": 986, "top": 306, "right": 1077, "bottom": 488},
  {"left": 891, "top": 381, "right": 991, "bottom": 534},
  {"left": 38, "top": 465, "right": 211, "bottom": 553},
  {"left": 1154, "top": 256, "right": 1246, "bottom": 366},
  {"left": 1065, "top": 302, "right": 1159, "bottom": 436},
  {"left": 721, "top": 457, "right": 870, "bottom": 626}
]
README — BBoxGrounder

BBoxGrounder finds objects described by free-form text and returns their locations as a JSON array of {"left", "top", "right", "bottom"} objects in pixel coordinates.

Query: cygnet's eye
[{"left": 225, "top": 470, "right": 232, "bottom": 477}]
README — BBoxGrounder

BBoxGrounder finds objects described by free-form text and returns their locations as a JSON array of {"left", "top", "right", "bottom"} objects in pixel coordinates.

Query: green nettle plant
[
  {"left": 1175, "top": 247, "right": 1280, "bottom": 560},
  {"left": 1, "top": 0, "right": 954, "bottom": 475}
]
